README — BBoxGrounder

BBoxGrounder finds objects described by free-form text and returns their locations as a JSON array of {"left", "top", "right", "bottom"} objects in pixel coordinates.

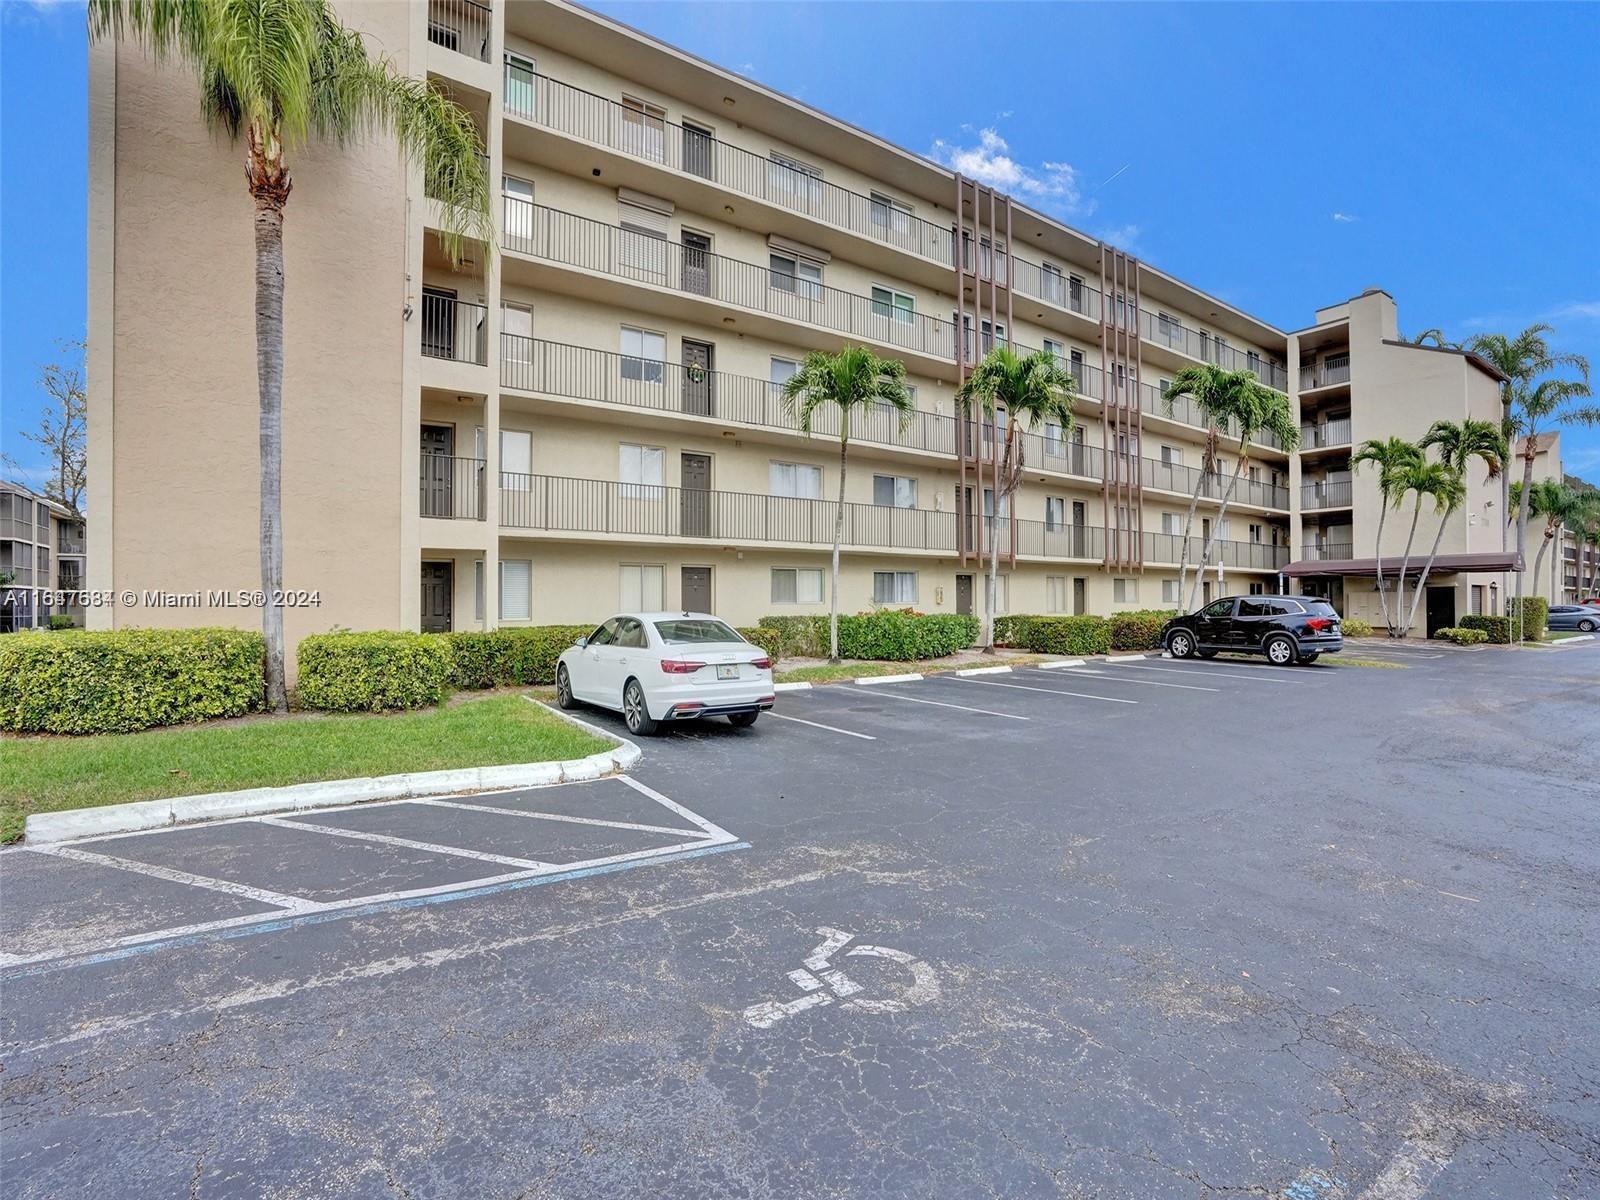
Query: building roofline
[
  {"left": 1379, "top": 339, "right": 1510, "bottom": 383},
  {"left": 0, "top": 479, "right": 79, "bottom": 517},
  {"left": 547, "top": 0, "right": 1287, "bottom": 344}
]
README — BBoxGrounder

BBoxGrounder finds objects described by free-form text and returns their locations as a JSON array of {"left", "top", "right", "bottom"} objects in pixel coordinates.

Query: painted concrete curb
[
  {"left": 774, "top": 681, "right": 813, "bottom": 692},
  {"left": 23, "top": 698, "right": 642, "bottom": 845},
  {"left": 856, "top": 672, "right": 923, "bottom": 685},
  {"left": 955, "top": 665, "right": 1013, "bottom": 677},
  {"left": 1545, "top": 633, "right": 1596, "bottom": 647},
  {"left": 1036, "top": 659, "right": 1086, "bottom": 670},
  {"left": 1105, "top": 654, "right": 1147, "bottom": 662}
]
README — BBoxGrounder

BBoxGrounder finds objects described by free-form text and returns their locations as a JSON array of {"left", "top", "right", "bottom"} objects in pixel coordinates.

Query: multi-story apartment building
[
  {"left": 0, "top": 481, "right": 87, "bottom": 633},
  {"left": 91, "top": 1, "right": 1554, "bottom": 662}
]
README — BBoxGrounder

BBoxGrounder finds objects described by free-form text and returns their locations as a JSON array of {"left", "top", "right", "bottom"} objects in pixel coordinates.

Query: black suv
[{"left": 1161, "top": 595, "right": 1343, "bottom": 665}]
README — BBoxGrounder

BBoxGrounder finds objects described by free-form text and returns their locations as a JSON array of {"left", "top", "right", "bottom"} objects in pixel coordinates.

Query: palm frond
[{"left": 780, "top": 345, "right": 912, "bottom": 440}]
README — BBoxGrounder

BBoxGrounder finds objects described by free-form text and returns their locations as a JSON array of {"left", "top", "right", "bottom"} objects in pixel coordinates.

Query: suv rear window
[
  {"left": 653, "top": 618, "right": 742, "bottom": 644},
  {"left": 1301, "top": 600, "right": 1338, "bottom": 617}
]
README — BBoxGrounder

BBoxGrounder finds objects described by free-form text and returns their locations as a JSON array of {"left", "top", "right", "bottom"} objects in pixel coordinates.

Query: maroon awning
[{"left": 1283, "top": 551, "right": 1524, "bottom": 578}]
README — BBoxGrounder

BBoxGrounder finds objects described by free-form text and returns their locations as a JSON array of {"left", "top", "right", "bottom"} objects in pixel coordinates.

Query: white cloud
[
  {"left": 930, "top": 127, "right": 1094, "bottom": 218},
  {"left": 1332, "top": 212, "right": 1359, "bottom": 223},
  {"left": 1095, "top": 223, "right": 1142, "bottom": 253},
  {"left": 1551, "top": 301, "right": 1600, "bottom": 321}
]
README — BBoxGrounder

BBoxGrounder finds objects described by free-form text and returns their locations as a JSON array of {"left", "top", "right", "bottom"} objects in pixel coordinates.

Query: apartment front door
[
  {"left": 680, "top": 452, "right": 712, "bottom": 537},
  {"left": 421, "top": 286, "right": 456, "bottom": 359},
  {"left": 956, "top": 573, "right": 974, "bottom": 616},
  {"left": 1426, "top": 585, "right": 1456, "bottom": 638},
  {"left": 1073, "top": 577, "right": 1087, "bottom": 615},
  {"left": 421, "top": 562, "right": 452, "bottom": 632},
  {"left": 681, "top": 339, "right": 714, "bottom": 416},
  {"left": 682, "top": 123, "right": 714, "bottom": 179},
  {"left": 420, "top": 424, "right": 454, "bottom": 518},
  {"left": 681, "top": 566, "right": 712, "bottom": 613},
  {"left": 682, "top": 231, "right": 711, "bottom": 296}
]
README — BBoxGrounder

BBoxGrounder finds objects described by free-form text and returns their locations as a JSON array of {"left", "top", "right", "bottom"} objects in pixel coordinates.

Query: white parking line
[
  {"left": 859, "top": 687, "right": 1031, "bottom": 720},
  {"left": 1055, "top": 669, "right": 1219, "bottom": 692},
  {"left": 27, "top": 844, "right": 310, "bottom": 910},
  {"left": 946, "top": 677, "right": 1138, "bottom": 705},
  {"left": 768, "top": 711, "right": 877, "bottom": 740},
  {"left": 413, "top": 797, "right": 703, "bottom": 839},
  {"left": 1109, "top": 663, "right": 1301, "bottom": 684},
  {"left": 261, "top": 816, "right": 555, "bottom": 870}
]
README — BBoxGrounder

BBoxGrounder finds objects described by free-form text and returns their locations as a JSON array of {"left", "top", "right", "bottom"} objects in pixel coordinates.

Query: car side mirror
[{"left": 573, "top": 635, "right": 587, "bottom": 648}]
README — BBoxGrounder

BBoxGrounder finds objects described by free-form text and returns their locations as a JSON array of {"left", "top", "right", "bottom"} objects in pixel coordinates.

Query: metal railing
[
  {"left": 428, "top": 0, "right": 491, "bottom": 63},
  {"left": 1008, "top": 258, "right": 1102, "bottom": 322},
  {"left": 1300, "top": 543, "right": 1353, "bottom": 562},
  {"left": 420, "top": 293, "right": 488, "bottom": 365},
  {"left": 505, "top": 200, "right": 959, "bottom": 360},
  {"left": 1141, "top": 531, "right": 1289, "bottom": 571},
  {"left": 1139, "top": 460, "right": 1289, "bottom": 510},
  {"left": 1135, "top": 308, "right": 1288, "bottom": 390},
  {"left": 1299, "top": 353, "right": 1351, "bottom": 391},
  {"left": 57, "top": 528, "right": 85, "bottom": 555},
  {"left": 1301, "top": 417, "right": 1352, "bottom": 448},
  {"left": 1302, "top": 479, "right": 1353, "bottom": 509},
  {"left": 420, "top": 455, "right": 488, "bottom": 520},
  {"left": 503, "top": 66, "right": 957, "bottom": 265}
]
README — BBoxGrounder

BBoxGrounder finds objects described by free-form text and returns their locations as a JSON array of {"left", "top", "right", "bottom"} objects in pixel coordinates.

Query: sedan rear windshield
[{"left": 653, "top": 618, "right": 743, "bottom": 644}]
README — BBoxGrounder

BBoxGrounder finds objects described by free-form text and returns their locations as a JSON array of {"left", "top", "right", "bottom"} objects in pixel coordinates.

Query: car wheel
[
  {"left": 1580, "top": 618, "right": 1597, "bottom": 632},
  {"left": 728, "top": 711, "right": 759, "bottom": 728},
  {"left": 1265, "top": 635, "right": 1297, "bottom": 666},
  {"left": 1299, "top": 652, "right": 1320, "bottom": 665},
  {"left": 555, "top": 664, "right": 576, "bottom": 710},
  {"left": 622, "top": 679, "right": 658, "bottom": 736},
  {"left": 1167, "top": 630, "right": 1195, "bottom": 659}
]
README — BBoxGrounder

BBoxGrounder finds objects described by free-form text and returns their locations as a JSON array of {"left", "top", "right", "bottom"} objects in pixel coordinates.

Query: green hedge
[
  {"left": 1341, "top": 617, "right": 1375, "bottom": 638},
  {"left": 1435, "top": 626, "right": 1489, "bottom": 646},
  {"left": 0, "top": 627, "right": 265, "bottom": 734},
  {"left": 1009, "top": 615, "right": 1113, "bottom": 656},
  {"left": 1458, "top": 614, "right": 1511, "bottom": 644},
  {"left": 736, "top": 627, "right": 782, "bottom": 662},
  {"left": 1507, "top": 596, "right": 1548, "bottom": 641},
  {"left": 297, "top": 631, "right": 451, "bottom": 712},
  {"left": 1109, "top": 609, "right": 1177, "bottom": 651},
  {"left": 756, "top": 611, "right": 978, "bottom": 661},
  {"left": 444, "top": 625, "right": 591, "bottom": 689}
]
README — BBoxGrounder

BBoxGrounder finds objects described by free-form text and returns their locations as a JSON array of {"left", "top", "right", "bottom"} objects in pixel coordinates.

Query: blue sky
[{"left": 4, "top": 0, "right": 1598, "bottom": 488}]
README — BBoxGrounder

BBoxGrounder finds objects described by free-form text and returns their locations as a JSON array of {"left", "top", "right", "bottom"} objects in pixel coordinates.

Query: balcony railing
[
  {"left": 1299, "top": 353, "right": 1351, "bottom": 391},
  {"left": 505, "top": 200, "right": 959, "bottom": 361},
  {"left": 428, "top": 0, "right": 491, "bottom": 63},
  {"left": 3, "top": 563, "right": 34, "bottom": 586},
  {"left": 1135, "top": 308, "right": 1288, "bottom": 391},
  {"left": 503, "top": 66, "right": 957, "bottom": 266},
  {"left": 420, "top": 293, "right": 488, "bottom": 365},
  {"left": 1141, "top": 531, "right": 1288, "bottom": 571},
  {"left": 1139, "top": 460, "right": 1290, "bottom": 511},
  {"left": 0, "top": 516, "right": 35, "bottom": 542},
  {"left": 1302, "top": 480, "right": 1353, "bottom": 509},
  {"left": 57, "top": 529, "right": 85, "bottom": 555},
  {"left": 1301, "top": 417, "right": 1352, "bottom": 449},
  {"left": 420, "top": 455, "right": 487, "bottom": 520},
  {"left": 1300, "top": 543, "right": 1354, "bottom": 562}
]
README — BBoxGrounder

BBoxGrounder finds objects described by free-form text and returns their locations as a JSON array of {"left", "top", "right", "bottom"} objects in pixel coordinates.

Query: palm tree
[
  {"left": 90, "top": 0, "right": 493, "bottom": 711},
  {"left": 780, "top": 346, "right": 913, "bottom": 662},
  {"left": 1511, "top": 480, "right": 1581, "bottom": 607},
  {"left": 1419, "top": 417, "right": 1506, "bottom": 486},
  {"left": 1389, "top": 460, "right": 1459, "bottom": 637},
  {"left": 956, "top": 348, "right": 1077, "bottom": 651},
  {"left": 1160, "top": 365, "right": 1297, "bottom": 610},
  {"left": 1351, "top": 437, "right": 1423, "bottom": 636},
  {"left": 1400, "top": 466, "right": 1467, "bottom": 636},
  {"left": 1569, "top": 490, "right": 1600, "bottom": 599},
  {"left": 1405, "top": 329, "right": 1457, "bottom": 349}
]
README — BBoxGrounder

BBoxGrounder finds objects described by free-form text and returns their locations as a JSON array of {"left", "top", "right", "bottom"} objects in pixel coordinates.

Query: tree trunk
[
  {"left": 1173, "top": 471, "right": 1205, "bottom": 612},
  {"left": 1528, "top": 525, "right": 1553, "bottom": 619},
  {"left": 983, "top": 421, "right": 1019, "bottom": 653},
  {"left": 1371, "top": 501, "right": 1395, "bottom": 636},
  {"left": 1403, "top": 509, "right": 1453, "bottom": 636},
  {"left": 1500, "top": 394, "right": 1511, "bottom": 618},
  {"left": 1190, "top": 447, "right": 1247, "bottom": 611},
  {"left": 1513, "top": 433, "right": 1537, "bottom": 640},
  {"left": 829, "top": 434, "right": 846, "bottom": 663},
  {"left": 1395, "top": 499, "right": 1423, "bottom": 638},
  {"left": 248, "top": 123, "right": 291, "bottom": 713}
]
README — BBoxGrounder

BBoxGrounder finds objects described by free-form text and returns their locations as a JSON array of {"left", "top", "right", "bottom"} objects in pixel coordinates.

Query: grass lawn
[{"left": 0, "top": 693, "right": 610, "bottom": 843}]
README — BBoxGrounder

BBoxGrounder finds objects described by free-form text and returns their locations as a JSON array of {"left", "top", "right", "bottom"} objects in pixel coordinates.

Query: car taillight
[
  {"left": 1306, "top": 617, "right": 1333, "bottom": 633},
  {"left": 750, "top": 657, "right": 771, "bottom": 670},
  {"left": 659, "top": 659, "right": 701, "bottom": 674}
]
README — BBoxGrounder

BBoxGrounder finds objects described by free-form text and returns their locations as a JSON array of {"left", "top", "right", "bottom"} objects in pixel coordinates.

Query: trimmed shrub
[
  {"left": 736, "top": 626, "right": 782, "bottom": 663},
  {"left": 1507, "top": 596, "right": 1548, "bottom": 641},
  {"left": 444, "top": 625, "right": 591, "bottom": 689},
  {"left": 1435, "top": 626, "right": 1489, "bottom": 646},
  {"left": 1458, "top": 614, "right": 1511, "bottom": 644},
  {"left": 756, "top": 614, "right": 829, "bottom": 658},
  {"left": 1108, "top": 609, "right": 1177, "bottom": 652},
  {"left": 994, "top": 614, "right": 1032, "bottom": 648},
  {"left": 757, "top": 611, "right": 978, "bottom": 661},
  {"left": 297, "top": 631, "right": 451, "bottom": 712},
  {"left": 0, "top": 627, "right": 264, "bottom": 734},
  {"left": 1341, "top": 617, "right": 1375, "bottom": 638},
  {"left": 1014, "top": 615, "right": 1111, "bottom": 656},
  {"left": 46, "top": 614, "right": 76, "bottom": 631}
]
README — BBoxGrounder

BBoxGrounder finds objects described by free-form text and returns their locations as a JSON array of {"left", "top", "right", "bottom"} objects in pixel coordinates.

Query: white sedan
[{"left": 555, "top": 612, "right": 775, "bottom": 735}]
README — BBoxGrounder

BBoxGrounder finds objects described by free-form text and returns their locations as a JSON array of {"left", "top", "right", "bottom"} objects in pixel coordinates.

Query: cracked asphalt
[{"left": 2, "top": 644, "right": 1598, "bottom": 1198}]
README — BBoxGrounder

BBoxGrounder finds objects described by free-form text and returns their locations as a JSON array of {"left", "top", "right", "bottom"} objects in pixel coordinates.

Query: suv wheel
[
  {"left": 1167, "top": 630, "right": 1195, "bottom": 659},
  {"left": 622, "top": 679, "right": 658, "bottom": 736},
  {"left": 1265, "top": 634, "right": 1297, "bottom": 666},
  {"left": 555, "top": 664, "right": 576, "bottom": 710}
]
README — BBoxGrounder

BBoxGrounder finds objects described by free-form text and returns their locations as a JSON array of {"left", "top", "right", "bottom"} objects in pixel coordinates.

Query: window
[
  {"left": 502, "top": 175, "right": 534, "bottom": 247},
  {"left": 1044, "top": 422, "right": 1064, "bottom": 455},
  {"left": 769, "top": 356, "right": 799, "bottom": 389},
  {"left": 1202, "top": 598, "right": 1233, "bottom": 618},
  {"left": 1068, "top": 274, "right": 1086, "bottom": 313},
  {"left": 871, "top": 285, "right": 915, "bottom": 323},
  {"left": 504, "top": 53, "right": 536, "bottom": 117},
  {"left": 500, "top": 429, "right": 532, "bottom": 489},
  {"left": 655, "top": 617, "right": 743, "bottom": 643},
  {"left": 1047, "top": 575, "right": 1068, "bottom": 614},
  {"left": 1069, "top": 348, "right": 1085, "bottom": 386},
  {"left": 1160, "top": 445, "right": 1181, "bottom": 466},
  {"left": 870, "top": 192, "right": 912, "bottom": 237},
  {"left": 981, "top": 318, "right": 1007, "bottom": 352},
  {"left": 618, "top": 196, "right": 670, "bottom": 278},
  {"left": 1045, "top": 496, "right": 1065, "bottom": 530},
  {"left": 1041, "top": 262, "right": 1065, "bottom": 306},
  {"left": 770, "top": 461, "right": 823, "bottom": 499},
  {"left": 1161, "top": 512, "right": 1180, "bottom": 535},
  {"left": 769, "top": 252, "right": 823, "bottom": 300},
  {"left": 981, "top": 488, "right": 1010, "bottom": 520},
  {"left": 474, "top": 560, "right": 485, "bottom": 621},
  {"left": 620, "top": 95, "right": 666, "bottom": 162},
  {"left": 500, "top": 560, "right": 532, "bottom": 621},
  {"left": 1157, "top": 312, "right": 1183, "bottom": 346},
  {"left": 619, "top": 443, "right": 665, "bottom": 498},
  {"left": 620, "top": 326, "right": 666, "bottom": 383},
  {"left": 1249, "top": 523, "right": 1263, "bottom": 543},
  {"left": 1248, "top": 582, "right": 1266, "bottom": 596},
  {"left": 768, "top": 151, "right": 822, "bottom": 206},
  {"left": 771, "top": 567, "right": 824, "bottom": 604},
  {"left": 1043, "top": 338, "right": 1065, "bottom": 365},
  {"left": 872, "top": 570, "right": 918, "bottom": 604},
  {"left": 1248, "top": 464, "right": 1261, "bottom": 483},
  {"left": 615, "top": 616, "right": 649, "bottom": 648},
  {"left": 1162, "top": 579, "right": 1180, "bottom": 604},
  {"left": 619, "top": 564, "right": 665, "bottom": 610},
  {"left": 1113, "top": 578, "right": 1138, "bottom": 604},
  {"left": 872, "top": 474, "right": 917, "bottom": 508}
]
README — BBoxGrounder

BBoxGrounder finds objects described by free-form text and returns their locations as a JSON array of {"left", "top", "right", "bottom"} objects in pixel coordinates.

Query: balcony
[
  {"left": 1139, "top": 460, "right": 1289, "bottom": 511},
  {"left": 504, "top": 200, "right": 959, "bottom": 363},
  {"left": 427, "top": 0, "right": 491, "bottom": 63},
  {"left": 1299, "top": 354, "right": 1351, "bottom": 391},
  {"left": 1134, "top": 308, "right": 1289, "bottom": 392},
  {"left": 1300, "top": 417, "right": 1352, "bottom": 450},
  {"left": 1302, "top": 480, "right": 1353, "bottom": 510},
  {"left": 420, "top": 293, "right": 488, "bottom": 366},
  {"left": 420, "top": 455, "right": 488, "bottom": 520},
  {"left": 1300, "top": 543, "right": 1354, "bottom": 562},
  {"left": 503, "top": 66, "right": 957, "bottom": 268},
  {"left": 0, "top": 516, "right": 35, "bottom": 542}
]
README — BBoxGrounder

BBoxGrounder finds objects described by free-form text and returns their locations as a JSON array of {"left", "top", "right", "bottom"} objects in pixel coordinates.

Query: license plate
[{"left": 716, "top": 664, "right": 739, "bottom": 680}]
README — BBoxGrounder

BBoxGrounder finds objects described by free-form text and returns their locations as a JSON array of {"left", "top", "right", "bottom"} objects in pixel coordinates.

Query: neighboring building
[
  {"left": 90, "top": 1, "right": 1532, "bottom": 665},
  {"left": 0, "top": 481, "right": 87, "bottom": 633},
  {"left": 1283, "top": 289, "right": 1532, "bottom": 634}
]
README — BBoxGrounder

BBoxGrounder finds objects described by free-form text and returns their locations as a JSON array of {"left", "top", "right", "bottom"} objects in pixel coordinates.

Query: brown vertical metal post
[{"left": 1005, "top": 195, "right": 1016, "bottom": 566}]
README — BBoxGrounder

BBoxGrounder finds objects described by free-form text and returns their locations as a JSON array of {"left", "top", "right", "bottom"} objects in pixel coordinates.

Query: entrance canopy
[{"left": 1283, "top": 551, "right": 1523, "bottom": 578}]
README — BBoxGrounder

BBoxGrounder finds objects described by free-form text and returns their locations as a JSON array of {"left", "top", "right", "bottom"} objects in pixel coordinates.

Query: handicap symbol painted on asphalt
[{"left": 742, "top": 926, "right": 941, "bottom": 1028}]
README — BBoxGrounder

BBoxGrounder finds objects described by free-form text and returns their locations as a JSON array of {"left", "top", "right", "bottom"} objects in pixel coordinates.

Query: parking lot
[{"left": 4, "top": 643, "right": 1599, "bottom": 1198}]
